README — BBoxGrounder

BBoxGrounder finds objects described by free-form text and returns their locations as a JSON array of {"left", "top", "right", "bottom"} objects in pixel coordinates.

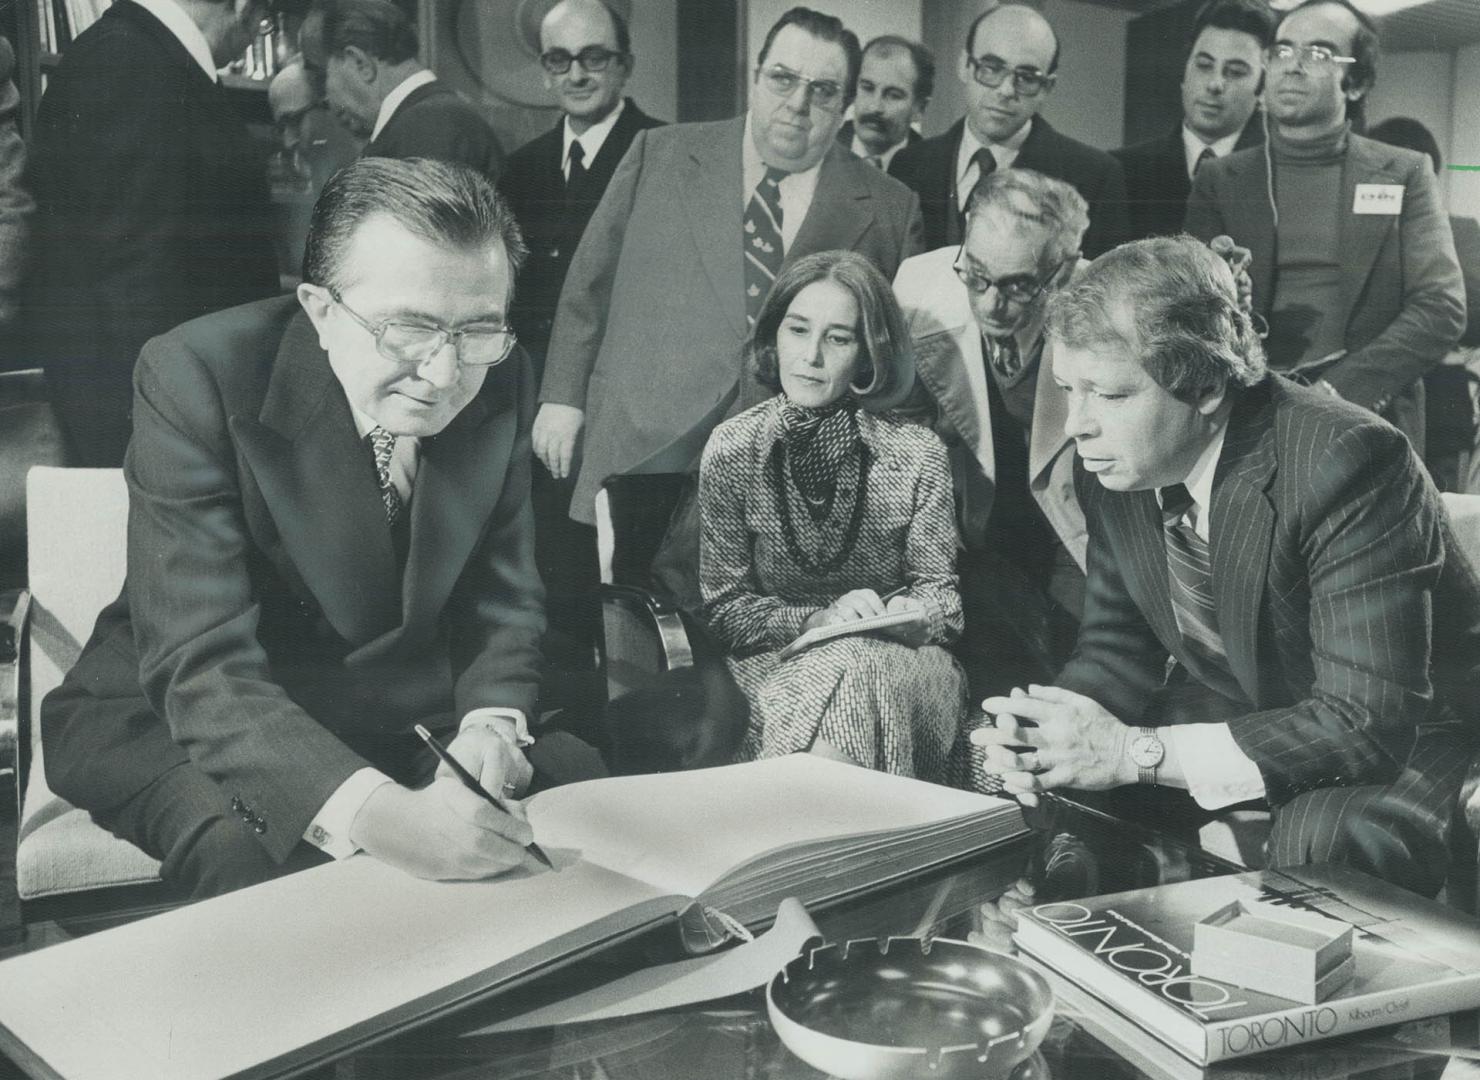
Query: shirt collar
[
  {"left": 956, "top": 117, "right": 1033, "bottom": 191},
  {"left": 1159, "top": 421, "right": 1227, "bottom": 539},
  {"left": 1181, "top": 123, "right": 1243, "bottom": 178},
  {"left": 850, "top": 131, "right": 908, "bottom": 170},
  {"left": 372, "top": 69, "right": 437, "bottom": 142},
  {"left": 742, "top": 113, "right": 825, "bottom": 202},
  {"left": 562, "top": 98, "right": 626, "bottom": 170},
  {"left": 131, "top": 0, "right": 219, "bottom": 83}
]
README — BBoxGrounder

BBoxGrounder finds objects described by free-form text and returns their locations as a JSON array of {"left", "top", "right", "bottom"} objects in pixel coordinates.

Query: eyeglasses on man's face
[
  {"left": 951, "top": 248, "right": 1066, "bottom": 305},
  {"left": 1266, "top": 43, "right": 1355, "bottom": 68},
  {"left": 757, "top": 64, "right": 846, "bottom": 112},
  {"left": 540, "top": 46, "right": 626, "bottom": 75},
  {"left": 331, "top": 291, "right": 516, "bottom": 370},
  {"left": 965, "top": 54, "right": 1055, "bottom": 98}
]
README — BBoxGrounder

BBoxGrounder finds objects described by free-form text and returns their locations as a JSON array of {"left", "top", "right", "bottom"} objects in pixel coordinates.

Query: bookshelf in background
[{"left": 13, "top": 0, "right": 299, "bottom": 135}]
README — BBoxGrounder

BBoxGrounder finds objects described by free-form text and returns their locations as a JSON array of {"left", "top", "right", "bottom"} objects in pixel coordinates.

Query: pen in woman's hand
[{"left": 413, "top": 724, "right": 555, "bottom": 870}]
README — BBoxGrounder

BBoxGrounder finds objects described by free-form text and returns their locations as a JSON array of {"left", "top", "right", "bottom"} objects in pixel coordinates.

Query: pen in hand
[{"left": 413, "top": 724, "right": 555, "bottom": 870}]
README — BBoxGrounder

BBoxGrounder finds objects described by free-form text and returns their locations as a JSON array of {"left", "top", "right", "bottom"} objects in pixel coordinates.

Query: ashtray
[{"left": 766, "top": 936, "right": 1055, "bottom": 1079}]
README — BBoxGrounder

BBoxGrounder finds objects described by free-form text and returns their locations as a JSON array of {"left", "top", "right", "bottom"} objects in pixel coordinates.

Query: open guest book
[
  {"left": 0, "top": 755, "right": 1025, "bottom": 1080},
  {"left": 777, "top": 608, "right": 925, "bottom": 660}
]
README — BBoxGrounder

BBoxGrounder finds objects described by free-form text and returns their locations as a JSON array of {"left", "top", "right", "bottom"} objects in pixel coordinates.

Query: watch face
[{"left": 1130, "top": 733, "right": 1165, "bottom": 769}]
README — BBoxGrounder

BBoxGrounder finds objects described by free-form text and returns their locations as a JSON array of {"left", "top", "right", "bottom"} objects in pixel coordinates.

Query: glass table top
[{"left": 1, "top": 794, "right": 1475, "bottom": 1080}]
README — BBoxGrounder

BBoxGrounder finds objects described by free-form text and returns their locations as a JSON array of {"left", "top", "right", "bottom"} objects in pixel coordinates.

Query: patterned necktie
[
  {"left": 368, "top": 426, "right": 404, "bottom": 527},
  {"left": 744, "top": 165, "right": 787, "bottom": 325},
  {"left": 1160, "top": 483, "right": 1227, "bottom": 665},
  {"left": 567, "top": 140, "right": 587, "bottom": 190},
  {"left": 988, "top": 334, "right": 1023, "bottom": 383}
]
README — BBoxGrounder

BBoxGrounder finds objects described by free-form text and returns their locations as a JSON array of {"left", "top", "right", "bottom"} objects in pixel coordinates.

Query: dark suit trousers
[
  {"left": 1087, "top": 672, "right": 1452, "bottom": 898},
  {"left": 531, "top": 459, "right": 601, "bottom": 672}
]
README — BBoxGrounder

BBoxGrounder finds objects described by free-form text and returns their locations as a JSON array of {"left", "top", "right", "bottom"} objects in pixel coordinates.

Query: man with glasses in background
[
  {"left": 836, "top": 35, "right": 933, "bottom": 171},
  {"left": 301, "top": 0, "right": 503, "bottom": 181},
  {"left": 894, "top": 169, "right": 1090, "bottom": 704},
  {"left": 889, "top": 4, "right": 1127, "bottom": 257},
  {"left": 41, "top": 158, "right": 567, "bottom": 899},
  {"left": 534, "top": 6, "right": 922, "bottom": 551},
  {"left": 499, "top": 0, "right": 663, "bottom": 688},
  {"left": 1184, "top": 0, "right": 1464, "bottom": 456}
]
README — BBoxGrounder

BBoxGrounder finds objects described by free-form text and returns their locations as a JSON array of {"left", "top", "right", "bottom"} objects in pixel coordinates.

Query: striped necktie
[
  {"left": 744, "top": 165, "right": 787, "bottom": 325},
  {"left": 368, "top": 426, "right": 404, "bottom": 527},
  {"left": 1160, "top": 483, "right": 1227, "bottom": 667}
]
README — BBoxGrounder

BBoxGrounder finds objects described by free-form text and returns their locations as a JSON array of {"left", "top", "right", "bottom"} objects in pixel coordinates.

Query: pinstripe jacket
[{"left": 1056, "top": 376, "right": 1480, "bottom": 832}]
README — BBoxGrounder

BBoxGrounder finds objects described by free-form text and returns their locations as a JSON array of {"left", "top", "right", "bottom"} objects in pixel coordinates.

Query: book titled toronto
[{"left": 1014, "top": 864, "right": 1480, "bottom": 1064}]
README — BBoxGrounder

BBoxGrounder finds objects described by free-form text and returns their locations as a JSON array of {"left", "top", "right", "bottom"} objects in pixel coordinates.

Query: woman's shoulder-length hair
[{"left": 744, "top": 249, "right": 915, "bottom": 412}]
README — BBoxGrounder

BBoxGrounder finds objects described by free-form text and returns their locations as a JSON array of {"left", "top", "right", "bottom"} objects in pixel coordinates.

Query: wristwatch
[{"left": 1128, "top": 727, "right": 1165, "bottom": 786}]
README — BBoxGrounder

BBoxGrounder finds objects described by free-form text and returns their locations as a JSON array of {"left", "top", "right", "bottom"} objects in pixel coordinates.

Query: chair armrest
[
  {"left": 598, "top": 583, "right": 695, "bottom": 696},
  {"left": 1, "top": 588, "right": 30, "bottom": 782}
]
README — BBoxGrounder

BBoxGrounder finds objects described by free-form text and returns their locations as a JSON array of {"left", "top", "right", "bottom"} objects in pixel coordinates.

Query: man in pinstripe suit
[{"left": 974, "top": 236, "right": 1480, "bottom": 897}]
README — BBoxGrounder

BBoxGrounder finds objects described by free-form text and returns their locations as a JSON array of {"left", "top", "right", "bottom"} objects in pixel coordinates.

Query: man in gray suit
[
  {"left": 1184, "top": 0, "right": 1465, "bottom": 456},
  {"left": 534, "top": 6, "right": 923, "bottom": 529}
]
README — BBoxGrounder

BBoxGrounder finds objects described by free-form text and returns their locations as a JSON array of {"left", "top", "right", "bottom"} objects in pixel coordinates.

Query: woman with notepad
[{"left": 699, "top": 250, "right": 967, "bottom": 780}]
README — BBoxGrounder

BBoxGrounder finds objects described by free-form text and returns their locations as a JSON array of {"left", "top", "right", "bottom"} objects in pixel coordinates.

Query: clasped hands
[
  {"left": 969, "top": 685, "right": 1133, "bottom": 808},
  {"left": 350, "top": 723, "right": 539, "bottom": 881},
  {"left": 801, "top": 587, "right": 929, "bottom": 647}
]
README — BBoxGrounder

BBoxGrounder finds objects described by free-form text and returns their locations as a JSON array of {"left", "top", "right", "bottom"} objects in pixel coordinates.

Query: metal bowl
[{"left": 767, "top": 937, "right": 1055, "bottom": 1080}]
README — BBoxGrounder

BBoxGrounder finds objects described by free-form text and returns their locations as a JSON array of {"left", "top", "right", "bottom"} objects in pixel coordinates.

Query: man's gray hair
[
  {"left": 964, "top": 168, "right": 1088, "bottom": 272},
  {"left": 1046, "top": 236, "right": 1266, "bottom": 403},
  {"left": 302, "top": 157, "right": 527, "bottom": 291}
]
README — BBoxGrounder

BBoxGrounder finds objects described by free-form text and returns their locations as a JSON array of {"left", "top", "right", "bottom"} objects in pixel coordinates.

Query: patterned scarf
[{"left": 778, "top": 396, "right": 861, "bottom": 521}]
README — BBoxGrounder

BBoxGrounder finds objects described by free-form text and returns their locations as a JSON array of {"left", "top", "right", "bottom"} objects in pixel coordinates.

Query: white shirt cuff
[
  {"left": 304, "top": 767, "right": 394, "bottom": 859},
  {"left": 460, "top": 708, "right": 533, "bottom": 747},
  {"left": 1166, "top": 723, "right": 1267, "bottom": 810}
]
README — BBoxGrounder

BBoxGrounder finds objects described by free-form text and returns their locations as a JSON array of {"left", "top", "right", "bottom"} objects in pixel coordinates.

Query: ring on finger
[{"left": 1020, "top": 751, "right": 1045, "bottom": 774}]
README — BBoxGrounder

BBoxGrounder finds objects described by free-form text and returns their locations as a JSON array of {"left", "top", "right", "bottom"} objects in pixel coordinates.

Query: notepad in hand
[{"left": 779, "top": 608, "right": 927, "bottom": 660}]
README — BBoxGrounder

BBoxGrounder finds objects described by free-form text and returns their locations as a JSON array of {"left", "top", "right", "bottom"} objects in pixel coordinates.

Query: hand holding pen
[{"left": 416, "top": 725, "right": 555, "bottom": 869}]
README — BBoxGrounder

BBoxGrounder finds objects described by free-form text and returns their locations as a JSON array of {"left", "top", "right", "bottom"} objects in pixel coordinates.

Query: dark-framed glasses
[
  {"left": 540, "top": 46, "right": 627, "bottom": 75},
  {"left": 965, "top": 54, "right": 1055, "bottom": 98},
  {"left": 952, "top": 248, "right": 1070, "bottom": 304},
  {"left": 330, "top": 290, "right": 516, "bottom": 369},
  {"left": 757, "top": 64, "right": 845, "bottom": 111},
  {"left": 1266, "top": 43, "right": 1355, "bottom": 68}
]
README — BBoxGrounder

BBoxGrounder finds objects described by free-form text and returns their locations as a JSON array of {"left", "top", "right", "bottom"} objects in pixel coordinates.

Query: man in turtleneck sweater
[{"left": 1184, "top": 0, "right": 1464, "bottom": 456}]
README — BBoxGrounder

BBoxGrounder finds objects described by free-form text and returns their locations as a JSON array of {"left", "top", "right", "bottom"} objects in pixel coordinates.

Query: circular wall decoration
[{"left": 450, "top": 0, "right": 635, "bottom": 108}]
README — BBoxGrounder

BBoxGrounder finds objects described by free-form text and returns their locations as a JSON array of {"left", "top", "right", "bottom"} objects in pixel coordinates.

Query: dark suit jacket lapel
[
  {"left": 368, "top": 81, "right": 445, "bottom": 153},
  {"left": 791, "top": 146, "right": 873, "bottom": 262},
  {"left": 682, "top": 117, "right": 748, "bottom": 340},
  {"left": 230, "top": 312, "right": 403, "bottom": 644},
  {"left": 401, "top": 389, "right": 511, "bottom": 635},
  {"left": 1335, "top": 138, "right": 1401, "bottom": 330},
  {"left": 1208, "top": 383, "right": 1278, "bottom": 702}
]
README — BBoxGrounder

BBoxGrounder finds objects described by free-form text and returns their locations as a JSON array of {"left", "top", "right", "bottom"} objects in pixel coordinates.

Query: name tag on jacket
[{"left": 1352, "top": 184, "right": 1404, "bottom": 215}]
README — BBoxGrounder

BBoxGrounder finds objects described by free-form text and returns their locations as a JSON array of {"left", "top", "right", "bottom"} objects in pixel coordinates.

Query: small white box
[{"left": 1192, "top": 899, "right": 1355, "bottom": 1004}]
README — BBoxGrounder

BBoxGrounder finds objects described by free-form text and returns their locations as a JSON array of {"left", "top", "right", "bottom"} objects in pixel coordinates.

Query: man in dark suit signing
[
  {"left": 973, "top": 236, "right": 1480, "bottom": 898},
  {"left": 22, "top": 0, "right": 279, "bottom": 467},
  {"left": 500, "top": 0, "right": 662, "bottom": 677},
  {"left": 302, "top": 0, "right": 503, "bottom": 181},
  {"left": 43, "top": 158, "right": 548, "bottom": 899},
  {"left": 535, "top": 5, "right": 922, "bottom": 529},
  {"left": 888, "top": 4, "right": 1127, "bottom": 258},
  {"left": 1113, "top": 0, "right": 1273, "bottom": 242}
]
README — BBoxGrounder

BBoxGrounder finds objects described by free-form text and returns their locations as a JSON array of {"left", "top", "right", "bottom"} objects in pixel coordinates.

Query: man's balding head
[
  {"left": 539, "top": 0, "right": 632, "bottom": 132},
  {"left": 959, "top": 4, "right": 1059, "bottom": 146}
]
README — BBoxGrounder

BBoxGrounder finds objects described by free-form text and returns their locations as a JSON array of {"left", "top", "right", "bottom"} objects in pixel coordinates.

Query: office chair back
[{"left": 16, "top": 467, "right": 161, "bottom": 899}]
